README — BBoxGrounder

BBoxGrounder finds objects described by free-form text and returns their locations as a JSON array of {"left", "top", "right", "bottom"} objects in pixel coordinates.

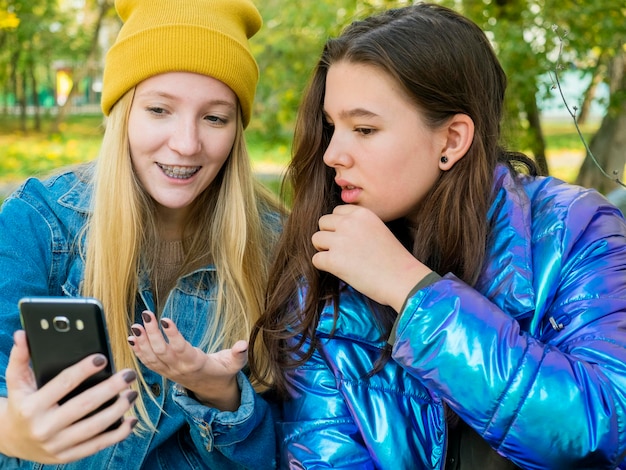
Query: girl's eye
[
  {"left": 205, "top": 115, "right": 228, "bottom": 125},
  {"left": 356, "top": 127, "right": 375, "bottom": 135},
  {"left": 147, "top": 106, "right": 166, "bottom": 115}
]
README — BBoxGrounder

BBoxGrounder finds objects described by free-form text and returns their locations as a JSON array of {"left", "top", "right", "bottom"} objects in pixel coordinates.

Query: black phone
[{"left": 18, "top": 296, "right": 122, "bottom": 429}]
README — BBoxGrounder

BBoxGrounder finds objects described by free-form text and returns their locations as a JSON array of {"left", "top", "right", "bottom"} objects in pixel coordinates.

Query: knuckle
[
  {"left": 169, "top": 342, "right": 186, "bottom": 355},
  {"left": 151, "top": 345, "right": 167, "bottom": 356},
  {"left": 30, "top": 423, "right": 54, "bottom": 444},
  {"left": 14, "top": 400, "right": 36, "bottom": 421}
]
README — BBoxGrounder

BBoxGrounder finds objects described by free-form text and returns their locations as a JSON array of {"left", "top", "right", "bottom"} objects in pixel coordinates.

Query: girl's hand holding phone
[{"left": 0, "top": 330, "right": 138, "bottom": 464}]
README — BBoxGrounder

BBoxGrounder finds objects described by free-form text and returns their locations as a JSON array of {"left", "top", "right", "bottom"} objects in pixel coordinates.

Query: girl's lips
[
  {"left": 157, "top": 163, "right": 201, "bottom": 179},
  {"left": 335, "top": 178, "right": 362, "bottom": 203},
  {"left": 340, "top": 185, "right": 362, "bottom": 204}
]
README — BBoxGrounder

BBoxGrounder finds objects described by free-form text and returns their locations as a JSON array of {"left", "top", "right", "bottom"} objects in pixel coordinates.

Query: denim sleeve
[
  {"left": 172, "top": 371, "right": 277, "bottom": 469},
  {"left": 0, "top": 189, "right": 58, "bottom": 397}
]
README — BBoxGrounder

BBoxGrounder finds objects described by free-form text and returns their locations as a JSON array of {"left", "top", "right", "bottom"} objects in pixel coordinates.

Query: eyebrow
[
  {"left": 332, "top": 108, "right": 379, "bottom": 120},
  {"left": 138, "top": 91, "right": 236, "bottom": 109}
]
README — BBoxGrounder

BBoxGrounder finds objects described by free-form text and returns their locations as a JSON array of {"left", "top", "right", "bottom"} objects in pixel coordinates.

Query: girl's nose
[
  {"left": 323, "top": 133, "right": 352, "bottom": 168},
  {"left": 168, "top": 119, "right": 202, "bottom": 156}
]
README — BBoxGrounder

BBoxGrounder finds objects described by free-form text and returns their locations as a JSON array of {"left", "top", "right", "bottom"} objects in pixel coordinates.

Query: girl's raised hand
[
  {"left": 128, "top": 311, "right": 246, "bottom": 411},
  {"left": 312, "top": 204, "right": 432, "bottom": 312},
  {"left": 0, "top": 330, "right": 137, "bottom": 464}
]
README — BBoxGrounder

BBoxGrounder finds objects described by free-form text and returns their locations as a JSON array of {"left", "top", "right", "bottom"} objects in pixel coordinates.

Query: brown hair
[{"left": 250, "top": 3, "right": 536, "bottom": 397}]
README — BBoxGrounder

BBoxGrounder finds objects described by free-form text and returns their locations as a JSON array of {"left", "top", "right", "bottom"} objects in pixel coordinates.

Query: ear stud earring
[{"left": 440, "top": 155, "right": 448, "bottom": 164}]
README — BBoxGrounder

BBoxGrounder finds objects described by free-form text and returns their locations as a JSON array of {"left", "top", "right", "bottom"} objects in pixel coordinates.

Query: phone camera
[{"left": 53, "top": 316, "right": 71, "bottom": 332}]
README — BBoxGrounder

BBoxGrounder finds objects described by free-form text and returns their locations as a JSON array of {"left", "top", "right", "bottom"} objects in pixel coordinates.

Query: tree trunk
[
  {"left": 577, "top": 60, "right": 604, "bottom": 125},
  {"left": 9, "top": 49, "right": 20, "bottom": 126},
  {"left": 492, "top": 0, "right": 548, "bottom": 175},
  {"left": 575, "top": 100, "right": 626, "bottom": 194},
  {"left": 575, "top": 50, "right": 626, "bottom": 194},
  {"left": 524, "top": 93, "right": 549, "bottom": 175},
  {"left": 29, "top": 58, "right": 41, "bottom": 132},
  {"left": 18, "top": 70, "right": 27, "bottom": 133},
  {"left": 52, "top": 0, "right": 113, "bottom": 132}
]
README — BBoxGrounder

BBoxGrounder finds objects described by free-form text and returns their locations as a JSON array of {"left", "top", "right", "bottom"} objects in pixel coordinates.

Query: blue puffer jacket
[
  {"left": 280, "top": 165, "right": 626, "bottom": 469},
  {"left": 0, "top": 165, "right": 279, "bottom": 469}
]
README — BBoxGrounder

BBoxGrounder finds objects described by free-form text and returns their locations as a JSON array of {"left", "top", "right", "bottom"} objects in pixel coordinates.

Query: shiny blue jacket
[
  {"left": 0, "top": 166, "right": 278, "bottom": 469},
  {"left": 281, "top": 166, "right": 626, "bottom": 469}
]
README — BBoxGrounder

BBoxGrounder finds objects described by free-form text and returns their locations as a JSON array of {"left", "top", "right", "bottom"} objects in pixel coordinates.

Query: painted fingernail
[
  {"left": 131, "top": 326, "right": 142, "bottom": 336},
  {"left": 123, "top": 370, "right": 137, "bottom": 383},
  {"left": 128, "top": 338, "right": 135, "bottom": 346},
  {"left": 128, "top": 417, "right": 139, "bottom": 429},
  {"left": 127, "top": 390, "right": 139, "bottom": 405},
  {"left": 93, "top": 354, "right": 107, "bottom": 367},
  {"left": 160, "top": 319, "right": 169, "bottom": 329},
  {"left": 142, "top": 311, "right": 152, "bottom": 323}
]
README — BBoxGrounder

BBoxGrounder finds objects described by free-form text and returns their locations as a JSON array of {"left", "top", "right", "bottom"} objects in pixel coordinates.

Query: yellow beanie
[{"left": 101, "top": 0, "right": 262, "bottom": 127}]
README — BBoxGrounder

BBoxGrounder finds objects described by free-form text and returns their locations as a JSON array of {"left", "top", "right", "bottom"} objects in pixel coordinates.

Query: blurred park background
[{"left": 0, "top": 0, "right": 625, "bottom": 202}]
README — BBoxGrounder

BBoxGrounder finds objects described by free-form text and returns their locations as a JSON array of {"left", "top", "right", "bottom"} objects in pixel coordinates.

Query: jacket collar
[{"left": 57, "top": 163, "right": 94, "bottom": 214}]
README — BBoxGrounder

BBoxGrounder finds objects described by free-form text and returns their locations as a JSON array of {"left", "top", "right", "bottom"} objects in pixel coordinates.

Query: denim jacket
[
  {"left": 281, "top": 165, "right": 626, "bottom": 469},
  {"left": 0, "top": 165, "right": 278, "bottom": 469}
]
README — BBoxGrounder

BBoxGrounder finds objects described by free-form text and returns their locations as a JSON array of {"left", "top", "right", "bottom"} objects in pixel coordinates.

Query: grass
[
  {"left": 0, "top": 114, "right": 104, "bottom": 186},
  {"left": 0, "top": 113, "right": 599, "bottom": 197},
  {"left": 541, "top": 119, "right": 599, "bottom": 183}
]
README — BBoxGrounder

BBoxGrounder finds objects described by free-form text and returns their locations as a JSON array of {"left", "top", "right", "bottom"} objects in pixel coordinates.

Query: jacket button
[{"left": 150, "top": 382, "right": 161, "bottom": 397}]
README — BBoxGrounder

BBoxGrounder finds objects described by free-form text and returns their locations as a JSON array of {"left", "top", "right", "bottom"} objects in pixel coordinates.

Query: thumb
[
  {"left": 231, "top": 339, "right": 248, "bottom": 355},
  {"left": 6, "top": 330, "right": 37, "bottom": 393},
  {"left": 230, "top": 340, "right": 249, "bottom": 369}
]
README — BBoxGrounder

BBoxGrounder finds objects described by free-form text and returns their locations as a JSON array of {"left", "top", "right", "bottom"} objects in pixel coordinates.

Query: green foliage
[
  {"left": 1, "top": 0, "right": 623, "bottom": 192},
  {"left": 251, "top": 0, "right": 410, "bottom": 143}
]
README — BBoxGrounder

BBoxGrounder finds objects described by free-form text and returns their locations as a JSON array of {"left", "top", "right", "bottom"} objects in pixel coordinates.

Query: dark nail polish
[
  {"left": 142, "top": 311, "right": 152, "bottom": 323},
  {"left": 160, "top": 319, "right": 169, "bottom": 329},
  {"left": 93, "top": 354, "right": 107, "bottom": 367},
  {"left": 128, "top": 417, "right": 139, "bottom": 429},
  {"left": 131, "top": 326, "right": 142, "bottom": 336},
  {"left": 122, "top": 370, "right": 137, "bottom": 383},
  {"left": 127, "top": 390, "right": 139, "bottom": 405},
  {"left": 128, "top": 339, "right": 135, "bottom": 346}
]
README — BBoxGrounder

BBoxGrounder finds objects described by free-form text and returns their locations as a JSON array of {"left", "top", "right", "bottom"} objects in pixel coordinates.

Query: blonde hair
[{"left": 82, "top": 89, "right": 281, "bottom": 430}]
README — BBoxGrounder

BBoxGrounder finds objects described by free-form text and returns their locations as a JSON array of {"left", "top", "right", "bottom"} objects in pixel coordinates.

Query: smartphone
[{"left": 18, "top": 296, "right": 122, "bottom": 429}]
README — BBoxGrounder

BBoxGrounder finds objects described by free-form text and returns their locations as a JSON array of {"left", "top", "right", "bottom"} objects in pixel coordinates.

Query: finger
[
  {"left": 332, "top": 204, "right": 358, "bottom": 215},
  {"left": 231, "top": 340, "right": 249, "bottom": 369},
  {"left": 312, "top": 248, "right": 343, "bottom": 278},
  {"left": 49, "top": 367, "right": 137, "bottom": 433},
  {"left": 5, "top": 330, "right": 37, "bottom": 393},
  {"left": 141, "top": 311, "right": 168, "bottom": 355},
  {"left": 311, "top": 250, "right": 331, "bottom": 272},
  {"left": 211, "top": 344, "right": 247, "bottom": 373},
  {"left": 159, "top": 318, "right": 187, "bottom": 354},
  {"left": 231, "top": 340, "right": 248, "bottom": 355},
  {"left": 317, "top": 213, "right": 336, "bottom": 231},
  {"left": 54, "top": 388, "right": 138, "bottom": 451},
  {"left": 51, "top": 413, "right": 138, "bottom": 464},
  {"left": 311, "top": 230, "right": 332, "bottom": 252},
  {"left": 34, "top": 353, "right": 113, "bottom": 412},
  {"left": 128, "top": 325, "right": 164, "bottom": 370}
]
